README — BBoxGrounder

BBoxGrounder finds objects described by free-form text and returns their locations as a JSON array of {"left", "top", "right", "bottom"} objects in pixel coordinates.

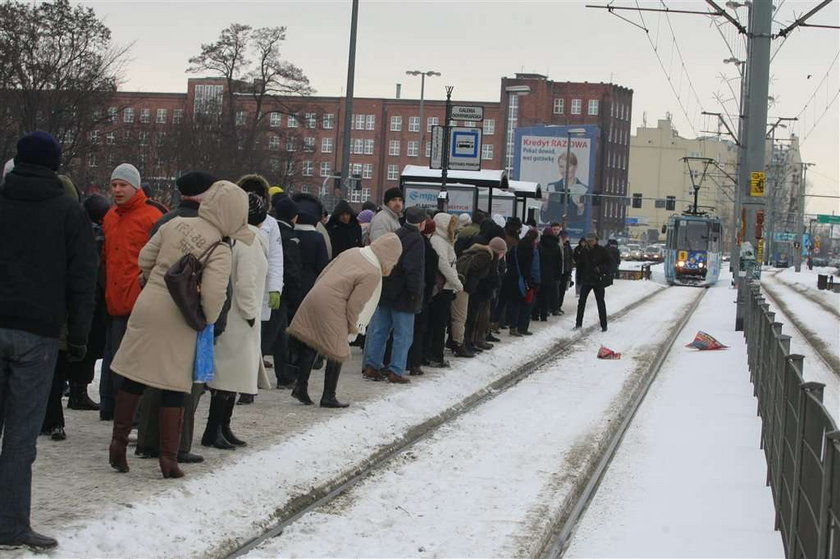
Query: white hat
[{"left": 111, "top": 163, "right": 141, "bottom": 190}]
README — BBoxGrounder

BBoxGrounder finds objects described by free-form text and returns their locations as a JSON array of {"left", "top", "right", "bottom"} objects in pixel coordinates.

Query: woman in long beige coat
[
  {"left": 203, "top": 193, "right": 268, "bottom": 450},
  {"left": 287, "top": 232, "right": 402, "bottom": 408},
  {"left": 109, "top": 180, "right": 254, "bottom": 479}
]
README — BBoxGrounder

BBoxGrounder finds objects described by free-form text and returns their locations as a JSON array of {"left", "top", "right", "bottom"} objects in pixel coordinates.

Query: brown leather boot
[
  {"left": 159, "top": 407, "right": 185, "bottom": 479},
  {"left": 362, "top": 365, "right": 384, "bottom": 381},
  {"left": 109, "top": 390, "right": 143, "bottom": 473}
]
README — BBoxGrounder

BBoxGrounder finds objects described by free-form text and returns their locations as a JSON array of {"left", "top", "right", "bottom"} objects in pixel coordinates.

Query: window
[
  {"left": 427, "top": 116, "right": 439, "bottom": 132},
  {"left": 387, "top": 164, "right": 399, "bottom": 181},
  {"left": 305, "top": 113, "right": 317, "bottom": 128},
  {"left": 553, "top": 98, "right": 565, "bottom": 114},
  {"left": 286, "top": 138, "right": 296, "bottom": 152},
  {"left": 269, "top": 136, "right": 280, "bottom": 151},
  {"left": 269, "top": 112, "right": 281, "bottom": 127},
  {"left": 236, "top": 111, "right": 247, "bottom": 126},
  {"left": 89, "top": 130, "right": 100, "bottom": 144},
  {"left": 304, "top": 137, "right": 315, "bottom": 152},
  {"left": 353, "top": 114, "right": 365, "bottom": 130},
  {"left": 173, "top": 109, "right": 184, "bottom": 124},
  {"left": 108, "top": 107, "right": 117, "bottom": 122},
  {"left": 320, "top": 162, "right": 331, "bottom": 177},
  {"left": 481, "top": 144, "right": 494, "bottom": 160},
  {"left": 302, "top": 161, "right": 313, "bottom": 177},
  {"left": 571, "top": 99, "right": 582, "bottom": 115},
  {"left": 462, "top": 120, "right": 476, "bottom": 128},
  {"left": 352, "top": 138, "right": 364, "bottom": 154},
  {"left": 321, "top": 137, "right": 333, "bottom": 153},
  {"left": 88, "top": 153, "right": 97, "bottom": 168},
  {"left": 139, "top": 108, "right": 150, "bottom": 124},
  {"left": 285, "top": 161, "right": 295, "bottom": 175},
  {"left": 123, "top": 108, "right": 134, "bottom": 123},
  {"left": 407, "top": 140, "right": 419, "bottom": 157},
  {"left": 288, "top": 114, "right": 299, "bottom": 128},
  {"left": 364, "top": 139, "right": 374, "bottom": 155},
  {"left": 588, "top": 100, "right": 599, "bottom": 116},
  {"left": 156, "top": 108, "right": 168, "bottom": 124},
  {"left": 362, "top": 163, "right": 373, "bottom": 179},
  {"left": 425, "top": 141, "right": 432, "bottom": 158},
  {"left": 194, "top": 84, "right": 223, "bottom": 114},
  {"left": 351, "top": 163, "right": 363, "bottom": 177},
  {"left": 483, "top": 119, "right": 495, "bottom": 135},
  {"left": 390, "top": 115, "right": 402, "bottom": 131},
  {"left": 323, "top": 113, "right": 335, "bottom": 129},
  {"left": 408, "top": 116, "right": 420, "bottom": 132},
  {"left": 139, "top": 131, "right": 148, "bottom": 146},
  {"left": 106, "top": 132, "right": 115, "bottom": 145},
  {"left": 365, "top": 114, "right": 375, "bottom": 130},
  {"left": 389, "top": 139, "right": 400, "bottom": 156}
]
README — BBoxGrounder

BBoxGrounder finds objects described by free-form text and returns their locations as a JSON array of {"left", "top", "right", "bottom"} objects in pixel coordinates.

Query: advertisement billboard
[
  {"left": 403, "top": 183, "right": 476, "bottom": 215},
  {"left": 513, "top": 125, "right": 599, "bottom": 237}
]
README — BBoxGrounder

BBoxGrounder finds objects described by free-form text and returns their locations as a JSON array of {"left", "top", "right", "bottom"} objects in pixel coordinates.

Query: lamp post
[
  {"left": 563, "top": 127, "right": 588, "bottom": 230},
  {"left": 406, "top": 70, "right": 440, "bottom": 166}
]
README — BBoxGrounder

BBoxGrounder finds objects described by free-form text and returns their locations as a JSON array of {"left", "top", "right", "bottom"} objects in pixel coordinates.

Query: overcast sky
[{"left": 79, "top": 0, "right": 838, "bottom": 214}]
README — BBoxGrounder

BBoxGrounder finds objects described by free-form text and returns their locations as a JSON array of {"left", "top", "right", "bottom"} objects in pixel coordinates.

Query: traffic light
[
  {"left": 665, "top": 196, "right": 676, "bottom": 211},
  {"left": 632, "top": 193, "right": 642, "bottom": 208}
]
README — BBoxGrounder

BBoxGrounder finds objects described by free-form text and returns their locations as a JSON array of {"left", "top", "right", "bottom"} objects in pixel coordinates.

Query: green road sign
[{"left": 816, "top": 214, "right": 840, "bottom": 224}]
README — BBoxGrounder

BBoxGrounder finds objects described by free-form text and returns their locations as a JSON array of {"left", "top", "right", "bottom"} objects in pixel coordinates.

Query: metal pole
[
  {"left": 339, "top": 0, "right": 359, "bottom": 199},
  {"left": 564, "top": 130, "right": 571, "bottom": 229},
  {"left": 419, "top": 74, "right": 425, "bottom": 168},
  {"left": 440, "top": 86, "right": 454, "bottom": 211},
  {"left": 793, "top": 162, "right": 806, "bottom": 271}
]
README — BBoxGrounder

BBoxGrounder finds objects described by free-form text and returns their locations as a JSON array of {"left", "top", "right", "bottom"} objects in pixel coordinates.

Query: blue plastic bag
[{"left": 194, "top": 324, "right": 215, "bottom": 383}]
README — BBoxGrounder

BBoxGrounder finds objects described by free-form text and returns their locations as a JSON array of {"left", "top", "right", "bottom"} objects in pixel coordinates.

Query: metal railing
[{"left": 739, "top": 279, "right": 840, "bottom": 557}]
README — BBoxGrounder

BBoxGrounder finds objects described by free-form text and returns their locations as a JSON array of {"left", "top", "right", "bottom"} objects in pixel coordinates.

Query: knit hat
[
  {"left": 83, "top": 194, "right": 111, "bottom": 225},
  {"left": 423, "top": 217, "right": 436, "bottom": 236},
  {"left": 383, "top": 187, "right": 403, "bottom": 205},
  {"left": 176, "top": 171, "right": 217, "bottom": 196},
  {"left": 357, "top": 209, "right": 375, "bottom": 224},
  {"left": 273, "top": 196, "right": 298, "bottom": 223},
  {"left": 111, "top": 163, "right": 141, "bottom": 190},
  {"left": 291, "top": 192, "right": 323, "bottom": 226},
  {"left": 458, "top": 213, "right": 472, "bottom": 228},
  {"left": 492, "top": 213, "right": 506, "bottom": 228},
  {"left": 489, "top": 237, "right": 508, "bottom": 256},
  {"left": 16, "top": 131, "right": 61, "bottom": 171},
  {"left": 405, "top": 205, "right": 426, "bottom": 225},
  {"left": 362, "top": 200, "right": 378, "bottom": 212},
  {"left": 247, "top": 191, "right": 267, "bottom": 226},
  {"left": 268, "top": 185, "right": 284, "bottom": 198}
]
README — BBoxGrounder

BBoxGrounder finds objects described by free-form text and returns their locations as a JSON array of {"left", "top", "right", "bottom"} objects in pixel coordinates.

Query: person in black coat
[
  {"left": 409, "top": 217, "right": 439, "bottom": 375},
  {"left": 557, "top": 231, "right": 574, "bottom": 315},
  {"left": 291, "top": 193, "right": 329, "bottom": 299},
  {"left": 606, "top": 239, "right": 621, "bottom": 279},
  {"left": 574, "top": 232, "right": 612, "bottom": 331},
  {"left": 270, "top": 196, "right": 303, "bottom": 387},
  {"left": 326, "top": 199, "right": 362, "bottom": 259},
  {"left": 536, "top": 227, "right": 563, "bottom": 321}
]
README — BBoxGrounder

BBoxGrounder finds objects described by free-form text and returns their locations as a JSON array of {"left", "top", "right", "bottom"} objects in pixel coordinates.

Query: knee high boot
[
  {"left": 220, "top": 395, "right": 246, "bottom": 446},
  {"left": 201, "top": 391, "right": 235, "bottom": 450},
  {"left": 159, "top": 407, "right": 185, "bottom": 479},
  {"left": 109, "top": 390, "right": 143, "bottom": 473},
  {"left": 291, "top": 354, "right": 315, "bottom": 405},
  {"left": 320, "top": 362, "right": 349, "bottom": 408}
]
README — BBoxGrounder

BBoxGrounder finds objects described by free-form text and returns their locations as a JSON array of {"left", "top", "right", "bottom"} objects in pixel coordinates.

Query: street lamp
[
  {"left": 563, "top": 127, "right": 588, "bottom": 228},
  {"left": 406, "top": 70, "right": 440, "bottom": 166}
]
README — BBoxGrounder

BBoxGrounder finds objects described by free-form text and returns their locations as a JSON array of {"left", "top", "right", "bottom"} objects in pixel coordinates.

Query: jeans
[
  {"left": 363, "top": 305, "right": 415, "bottom": 377},
  {"left": 0, "top": 328, "right": 59, "bottom": 541},
  {"left": 99, "top": 315, "right": 128, "bottom": 417},
  {"left": 576, "top": 284, "right": 607, "bottom": 329}
]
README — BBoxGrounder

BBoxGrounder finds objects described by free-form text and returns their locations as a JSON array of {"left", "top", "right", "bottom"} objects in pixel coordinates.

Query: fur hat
[
  {"left": 273, "top": 196, "right": 298, "bottom": 223},
  {"left": 176, "top": 171, "right": 217, "bottom": 196},
  {"left": 404, "top": 205, "right": 426, "bottom": 225},
  {"left": 383, "top": 187, "right": 403, "bottom": 205},
  {"left": 111, "top": 163, "right": 141, "bottom": 190},
  {"left": 16, "top": 131, "right": 61, "bottom": 171},
  {"left": 237, "top": 174, "right": 270, "bottom": 200}
]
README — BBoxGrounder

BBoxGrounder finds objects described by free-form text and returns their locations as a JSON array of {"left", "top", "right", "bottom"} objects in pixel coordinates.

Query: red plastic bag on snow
[{"left": 597, "top": 346, "right": 622, "bottom": 359}]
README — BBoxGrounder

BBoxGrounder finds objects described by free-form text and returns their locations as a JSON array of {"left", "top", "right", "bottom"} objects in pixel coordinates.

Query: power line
[{"left": 800, "top": 87, "right": 840, "bottom": 145}]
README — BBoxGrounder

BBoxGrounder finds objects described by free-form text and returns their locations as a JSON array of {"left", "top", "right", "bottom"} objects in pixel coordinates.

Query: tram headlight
[
  {"left": 677, "top": 260, "right": 686, "bottom": 268},
  {"left": 698, "top": 262, "right": 705, "bottom": 268}
]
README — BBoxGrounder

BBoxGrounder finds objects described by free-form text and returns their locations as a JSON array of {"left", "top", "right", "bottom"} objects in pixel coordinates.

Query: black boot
[
  {"left": 200, "top": 392, "right": 236, "bottom": 450},
  {"left": 67, "top": 382, "right": 100, "bottom": 411},
  {"left": 220, "top": 395, "right": 246, "bottom": 446},
  {"left": 292, "top": 355, "right": 314, "bottom": 405},
  {"left": 320, "top": 361, "right": 349, "bottom": 408}
]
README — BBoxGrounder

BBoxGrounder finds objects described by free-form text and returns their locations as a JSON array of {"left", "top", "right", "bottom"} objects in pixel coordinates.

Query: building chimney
[{"left": 395, "top": 83, "right": 401, "bottom": 99}]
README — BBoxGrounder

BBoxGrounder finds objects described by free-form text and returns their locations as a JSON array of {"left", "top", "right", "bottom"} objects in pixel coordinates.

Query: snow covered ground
[
  {"left": 247, "top": 286, "right": 701, "bottom": 558},
  {"left": 566, "top": 280, "right": 783, "bottom": 557}
]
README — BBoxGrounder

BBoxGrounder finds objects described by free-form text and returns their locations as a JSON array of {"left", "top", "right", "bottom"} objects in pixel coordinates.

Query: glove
[
  {"left": 67, "top": 343, "right": 87, "bottom": 363},
  {"left": 268, "top": 291, "right": 281, "bottom": 310},
  {"left": 246, "top": 318, "right": 255, "bottom": 328}
]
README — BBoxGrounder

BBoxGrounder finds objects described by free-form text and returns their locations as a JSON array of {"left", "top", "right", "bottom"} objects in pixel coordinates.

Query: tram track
[{"left": 226, "top": 284, "right": 705, "bottom": 558}]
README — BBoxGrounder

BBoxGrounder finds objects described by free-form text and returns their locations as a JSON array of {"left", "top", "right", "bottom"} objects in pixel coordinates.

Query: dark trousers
[
  {"left": 472, "top": 299, "right": 492, "bottom": 343},
  {"left": 536, "top": 282, "right": 558, "bottom": 320},
  {"left": 41, "top": 351, "right": 70, "bottom": 431},
  {"left": 99, "top": 316, "right": 128, "bottom": 417},
  {"left": 408, "top": 303, "right": 430, "bottom": 369},
  {"left": 136, "top": 383, "right": 204, "bottom": 454},
  {"left": 262, "top": 302, "right": 293, "bottom": 385},
  {"left": 558, "top": 273, "right": 571, "bottom": 311},
  {"left": 576, "top": 284, "right": 607, "bottom": 329},
  {"left": 426, "top": 291, "right": 454, "bottom": 361},
  {"left": 0, "top": 328, "right": 59, "bottom": 541},
  {"left": 506, "top": 299, "right": 533, "bottom": 333}
]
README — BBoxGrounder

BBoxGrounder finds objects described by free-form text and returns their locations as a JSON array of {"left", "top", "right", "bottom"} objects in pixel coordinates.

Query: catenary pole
[{"left": 339, "top": 0, "right": 359, "bottom": 199}]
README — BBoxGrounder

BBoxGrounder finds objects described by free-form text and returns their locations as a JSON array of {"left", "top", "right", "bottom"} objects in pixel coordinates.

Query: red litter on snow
[
  {"left": 685, "top": 331, "right": 728, "bottom": 350},
  {"left": 597, "top": 346, "right": 622, "bottom": 359}
]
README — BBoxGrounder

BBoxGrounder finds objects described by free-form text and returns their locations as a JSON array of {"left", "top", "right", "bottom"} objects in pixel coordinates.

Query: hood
[
  {"left": 540, "top": 234, "right": 560, "bottom": 248},
  {"left": 1, "top": 163, "right": 64, "bottom": 202},
  {"left": 369, "top": 232, "right": 402, "bottom": 276},
  {"left": 199, "top": 180, "right": 255, "bottom": 245},
  {"left": 330, "top": 199, "right": 357, "bottom": 221},
  {"left": 433, "top": 212, "right": 456, "bottom": 242},
  {"left": 464, "top": 243, "right": 493, "bottom": 257}
]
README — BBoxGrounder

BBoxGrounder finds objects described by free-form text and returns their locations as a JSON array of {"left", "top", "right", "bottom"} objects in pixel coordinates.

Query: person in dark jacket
[
  {"left": 606, "top": 238, "right": 621, "bottom": 279},
  {"left": 135, "top": 171, "right": 217, "bottom": 464},
  {"left": 459, "top": 237, "right": 507, "bottom": 352},
  {"left": 326, "top": 199, "right": 362, "bottom": 258},
  {"left": 454, "top": 209, "right": 487, "bottom": 256},
  {"left": 536, "top": 226, "right": 563, "bottom": 321},
  {"left": 470, "top": 221, "right": 507, "bottom": 344},
  {"left": 573, "top": 237, "right": 585, "bottom": 297},
  {"left": 574, "top": 232, "right": 612, "bottom": 331},
  {"left": 557, "top": 230, "right": 574, "bottom": 315},
  {"left": 493, "top": 217, "right": 523, "bottom": 329},
  {"left": 0, "top": 131, "right": 97, "bottom": 550},
  {"left": 408, "top": 217, "right": 438, "bottom": 375},
  {"left": 363, "top": 206, "right": 426, "bottom": 383},
  {"left": 291, "top": 193, "right": 329, "bottom": 299},
  {"left": 270, "top": 196, "right": 303, "bottom": 387},
  {"left": 505, "top": 228, "right": 540, "bottom": 336}
]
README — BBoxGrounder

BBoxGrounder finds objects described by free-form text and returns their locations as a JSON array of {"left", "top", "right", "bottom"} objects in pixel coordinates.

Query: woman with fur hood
[{"left": 286, "top": 233, "right": 402, "bottom": 407}]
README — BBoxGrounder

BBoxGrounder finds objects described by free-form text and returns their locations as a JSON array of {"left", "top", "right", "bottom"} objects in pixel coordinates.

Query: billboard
[
  {"left": 514, "top": 125, "right": 599, "bottom": 237},
  {"left": 403, "top": 183, "right": 476, "bottom": 215}
]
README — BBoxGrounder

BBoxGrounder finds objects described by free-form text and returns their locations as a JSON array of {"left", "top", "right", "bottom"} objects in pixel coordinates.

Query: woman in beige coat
[
  {"left": 203, "top": 193, "right": 268, "bottom": 450},
  {"left": 109, "top": 181, "right": 254, "bottom": 479},
  {"left": 287, "top": 232, "right": 402, "bottom": 407}
]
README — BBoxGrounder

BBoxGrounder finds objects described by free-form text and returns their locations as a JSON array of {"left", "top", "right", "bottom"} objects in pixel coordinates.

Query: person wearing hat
[
  {"left": 457, "top": 236, "right": 507, "bottom": 358},
  {"left": 134, "top": 171, "right": 218, "bottom": 464},
  {"left": 0, "top": 131, "right": 97, "bottom": 550},
  {"left": 326, "top": 199, "right": 363, "bottom": 259},
  {"left": 574, "top": 232, "right": 611, "bottom": 332},
  {"left": 357, "top": 208, "right": 375, "bottom": 246},
  {"left": 99, "top": 162, "right": 166, "bottom": 421},
  {"left": 369, "top": 187, "right": 403, "bottom": 242},
  {"left": 362, "top": 205, "right": 427, "bottom": 384}
]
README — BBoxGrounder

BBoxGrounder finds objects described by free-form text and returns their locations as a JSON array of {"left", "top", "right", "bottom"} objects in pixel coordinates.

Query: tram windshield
[{"left": 677, "top": 220, "right": 709, "bottom": 251}]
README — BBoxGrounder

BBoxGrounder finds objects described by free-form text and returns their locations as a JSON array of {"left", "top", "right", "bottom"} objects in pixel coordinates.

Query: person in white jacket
[{"left": 427, "top": 212, "right": 464, "bottom": 365}]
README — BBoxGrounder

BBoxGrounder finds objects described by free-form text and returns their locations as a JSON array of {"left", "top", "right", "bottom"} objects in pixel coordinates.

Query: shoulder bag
[{"left": 164, "top": 238, "right": 230, "bottom": 331}]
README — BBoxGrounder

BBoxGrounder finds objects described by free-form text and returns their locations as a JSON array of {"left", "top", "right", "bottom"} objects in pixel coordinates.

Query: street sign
[
  {"left": 448, "top": 127, "right": 482, "bottom": 171},
  {"left": 773, "top": 232, "right": 796, "bottom": 242},
  {"left": 750, "top": 171, "right": 766, "bottom": 197},
  {"left": 816, "top": 214, "right": 840, "bottom": 224},
  {"left": 450, "top": 105, "right": 484, "bottom": 121},
  {"left": 430, "top": 125, "right": 444, "bottom": 169}
]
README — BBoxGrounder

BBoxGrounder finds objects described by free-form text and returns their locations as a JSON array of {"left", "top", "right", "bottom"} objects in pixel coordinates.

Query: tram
[{"left": 663, "top": 214, "right": 723, "bottom": 286}]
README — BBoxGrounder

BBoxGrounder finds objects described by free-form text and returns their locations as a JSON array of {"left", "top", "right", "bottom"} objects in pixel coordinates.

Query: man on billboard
[{"left": 541, "top": 152, "right": 588, "bottom": 225}]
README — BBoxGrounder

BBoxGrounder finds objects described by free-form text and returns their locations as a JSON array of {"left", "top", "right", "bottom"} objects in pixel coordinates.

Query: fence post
[
  {"left": 788, "top": 370, "right": 813, "bottom": 550},
  {"left": 817, "top": 431, "right": 840, "bottom": 559}
]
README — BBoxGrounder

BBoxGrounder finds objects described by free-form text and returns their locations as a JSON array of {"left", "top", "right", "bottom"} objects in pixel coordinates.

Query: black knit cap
[
  {"left": 247, "top": 191, "right": 267, "bottom": 226},
  {"left": 176, "top": 171, "right": 217, "bottom": 196},
  {"left": 291, "top": 192, "right": 323, "bottom": 226},
  {"left": 16, "top": 131, "right": 61, "bottom": 171},
  {"left": 273, "top": 196, "right": 299, "bottom": 222},
  {"left": 383, "top": 187, "right": 403, "bottom": 205},
  {"left": 83, "top": 193, "right": 111, "bottom": 225}
]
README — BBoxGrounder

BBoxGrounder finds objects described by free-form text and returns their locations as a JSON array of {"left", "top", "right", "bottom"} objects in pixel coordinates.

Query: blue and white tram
[{"left": 663, "top": 214, "right": 722, "bottom": 286}]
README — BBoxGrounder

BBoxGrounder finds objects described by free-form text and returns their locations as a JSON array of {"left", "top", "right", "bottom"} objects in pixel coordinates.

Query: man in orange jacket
[{"left": 99, "top": 163, "right": 165, "bottom": 420}]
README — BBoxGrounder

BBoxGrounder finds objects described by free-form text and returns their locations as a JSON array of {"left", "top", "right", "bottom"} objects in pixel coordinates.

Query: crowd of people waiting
[{"left": 0, "top": 131, "right": 621, "bottom": 550}]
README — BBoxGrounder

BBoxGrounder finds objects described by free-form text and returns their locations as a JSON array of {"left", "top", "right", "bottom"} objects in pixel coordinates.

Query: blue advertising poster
[{"left": 513, "top": 125, "right": 599, "bottom": 237}]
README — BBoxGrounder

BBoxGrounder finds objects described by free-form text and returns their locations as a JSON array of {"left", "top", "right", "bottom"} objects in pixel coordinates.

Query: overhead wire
[{"left": 792, "top": 50, "right": 840, "bottom": 143}]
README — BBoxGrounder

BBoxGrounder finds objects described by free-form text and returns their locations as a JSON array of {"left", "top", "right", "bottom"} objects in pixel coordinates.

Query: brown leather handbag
[{"left": 164, "top": 239, "right": 230, "bottom": 331}]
